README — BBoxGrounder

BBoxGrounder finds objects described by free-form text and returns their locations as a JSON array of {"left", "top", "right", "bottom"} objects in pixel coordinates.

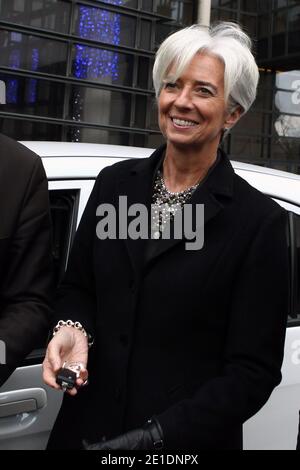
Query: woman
[{"left": 43, "top": 22, "right": 289, "bottom": 450}]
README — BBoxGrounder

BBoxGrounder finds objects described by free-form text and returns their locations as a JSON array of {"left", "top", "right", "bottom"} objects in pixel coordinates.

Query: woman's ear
[{"left": 224, "top": 105, "right": 243, "bottom": 131}]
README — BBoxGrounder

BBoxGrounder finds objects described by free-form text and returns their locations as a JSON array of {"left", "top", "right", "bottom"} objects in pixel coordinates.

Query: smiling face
[{"left": 158, "top": 53, "right": 241, "bottom": 154}]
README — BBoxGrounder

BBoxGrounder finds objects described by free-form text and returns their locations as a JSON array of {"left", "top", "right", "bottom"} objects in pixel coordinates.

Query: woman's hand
[
  {"left": 43, "top": 327, "right": 88, "bottom": 396},
  {"left": 83, "top": 418, "right": 164, "bottom": 450}
]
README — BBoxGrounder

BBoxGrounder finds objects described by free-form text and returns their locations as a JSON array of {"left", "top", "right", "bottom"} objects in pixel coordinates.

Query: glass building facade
[
  {"left": 212, "top": 0, "right": 300, "bottom": 173},
  {"left": 0, "top": 1, "right": 299, "bottom": 173},
  {"left": 0, "top": 0, "right": 195, "bottom": 147}
]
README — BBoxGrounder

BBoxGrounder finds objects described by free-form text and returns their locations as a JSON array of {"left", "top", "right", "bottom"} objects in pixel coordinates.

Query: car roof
[
  {"left": 20, "top": 141, "right": 300, "bottom": 206},
  {"left": 20, "top": 141, "right": 153, "bottom": 159},
  {"left": 20, "top": 140, "right": 300, "bottom": 178}
]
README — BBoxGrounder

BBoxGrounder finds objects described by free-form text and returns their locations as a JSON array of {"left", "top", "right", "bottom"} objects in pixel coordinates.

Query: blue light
[
  {"left": 27, "top": 48, "right": 39, "bottom": 104},
  {"left": 99, "top": 0, "right": 125, "bottom": 5},
  {"left": 6, "top": 39, "right": 40, "bottom": 105},
  {"left": 7, "top": 49, "right": 20, "bottom": 104},
  {"left": 74, "top": 2, "right": 124, "bottom": 81},
  {"left": 71, "top": 2, "right": 124, "bottom": 140}
]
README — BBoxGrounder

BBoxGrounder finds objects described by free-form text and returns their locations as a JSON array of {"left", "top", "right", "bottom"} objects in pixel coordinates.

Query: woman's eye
[
  {"left": 164, "top": 82, "right": 177, "bottom": 89},
  {"left": 197, "top": 87, "right": 213, "bottom": 96}
]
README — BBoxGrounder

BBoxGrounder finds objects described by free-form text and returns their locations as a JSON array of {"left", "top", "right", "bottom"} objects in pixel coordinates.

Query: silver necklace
[{"left": 151, "top": 170, "right": 200, "bottom": 239}]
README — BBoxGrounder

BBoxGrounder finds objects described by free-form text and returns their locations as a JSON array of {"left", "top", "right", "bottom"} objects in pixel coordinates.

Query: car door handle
[{"left": 0, "top": 388, "right": 47, "bottom": 418}]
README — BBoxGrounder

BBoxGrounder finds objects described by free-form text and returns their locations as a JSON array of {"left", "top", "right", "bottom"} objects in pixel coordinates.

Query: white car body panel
[{"left": 0, "top": 141, "right": 299, "bottom": 450}]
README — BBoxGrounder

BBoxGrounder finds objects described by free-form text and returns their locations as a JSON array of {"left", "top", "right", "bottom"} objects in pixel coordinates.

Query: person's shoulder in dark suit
[
  {"left": 0, "top": 132, "right": 41, "bottom": 171},
  {"left": 0, "top": 133, "right": 54, "bottom": 386}
]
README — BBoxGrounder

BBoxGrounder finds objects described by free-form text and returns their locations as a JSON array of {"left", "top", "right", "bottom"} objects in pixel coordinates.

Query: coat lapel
[
  {"left": 146, "top": 184, "right": 223, "bottom": 263},
  {"left": 117, "top": 146, "right": 164, "bottom": 277}
]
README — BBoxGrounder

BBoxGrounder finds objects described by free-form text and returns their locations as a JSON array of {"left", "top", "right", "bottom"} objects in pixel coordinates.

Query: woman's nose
[{"left": 174, "top": 87, "right": 193, "bottom": 109}]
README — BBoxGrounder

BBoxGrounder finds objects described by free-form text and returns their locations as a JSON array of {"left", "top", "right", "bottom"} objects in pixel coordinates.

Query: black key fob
[{"left": 56, "top": 367, "right": 77, "bottom": 390}]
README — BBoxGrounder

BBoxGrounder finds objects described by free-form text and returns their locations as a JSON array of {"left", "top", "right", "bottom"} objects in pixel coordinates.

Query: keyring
[
  {"left": 63, "top": 361, "right": 84, "bottom": 374},
  {"left": 62, "top": 361, "right": 88, "bottom": 383}
]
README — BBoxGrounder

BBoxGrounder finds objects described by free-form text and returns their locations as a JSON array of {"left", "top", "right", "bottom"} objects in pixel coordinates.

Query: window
[
  {"left": 288, "top": 30, "right": 300, "bottom": 54},
  {"left": 0, "top": 119, "right": 64, "bottom": 141},
  {"left": 288, "top": 5, "right": 300, "bottom": 32},
  {"left": 101, "top": 0, "right": 138, "bottom": 7},
  {"left": 288, "top": 212, "right": 300, "bottom": 324},
  {"left": 68, "top": 85, "right": 132, "bottom": 127},
  {"left": 0, "top": 0, "right": 71, "bottom": 34},
  {"left": 0, "top": 30, "right": 68, "bottom": 75},
  {"left": 241, "top": 0, "right": 257, "bottom": 12},
  {"left": 71, "top": 44, "right": 134, "bottom": 86},
  {"left": 295, "top": 214, "right": 300, "bottom": 316},
  {"left": 139, "top": 19, "right": 152, "bottom": 50},
  {"left": 142, "top": 0, "right": 153, "bottom": 12},
  {"left": 0, "top": 73, "right": 65, "bottom": 118},
  {"left": 220, "top": 0, "right": 238, "bottom": 8},
  {"left": 272, "top": 32, "right": 286, "bottom": 57},
  {"left": 136, "top": 56, "right": 150, "bottom": 89},
  {"left": 50, "top": 189, "right": 79, "bottom": 286},
  {"left": 74, "top": 5, "right": 136, "bottom": 48}
]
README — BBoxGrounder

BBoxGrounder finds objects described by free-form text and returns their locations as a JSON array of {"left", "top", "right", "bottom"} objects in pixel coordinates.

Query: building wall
[
  {"left": 211, "top": 0, "right": 300, "bottom": 173},
  {"left": 0, "top": 0, "right": 195, "bottom": 147},
  {"left": 1, "top": 1, "right": 299, "bottom": 173}
]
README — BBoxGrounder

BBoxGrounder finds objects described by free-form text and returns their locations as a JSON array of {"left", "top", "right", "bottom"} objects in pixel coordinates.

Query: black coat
[
  {"left": 0, "top": 134, "right": 53, "bottom": 385},
  {"left": 48, "top": 146, "right": 289, "bottom": 450}
]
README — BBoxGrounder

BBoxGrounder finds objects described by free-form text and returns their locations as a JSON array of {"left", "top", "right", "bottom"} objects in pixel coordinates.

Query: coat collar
[
  {"left": 117, "top": 145, "right": 235, "bottom": 275},
  {"left": 127, "top": 144, "right": 234, "bottom": 197}
]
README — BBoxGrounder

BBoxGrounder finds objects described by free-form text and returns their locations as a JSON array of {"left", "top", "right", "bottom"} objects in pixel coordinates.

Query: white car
[{"left": 0, "top": 141, "right": 299, "bottom": 450}]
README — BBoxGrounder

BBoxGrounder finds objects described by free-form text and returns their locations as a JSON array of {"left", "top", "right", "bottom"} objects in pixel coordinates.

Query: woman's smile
[{"left": 170, "top": 116, "right": 199, "bottom": 129}]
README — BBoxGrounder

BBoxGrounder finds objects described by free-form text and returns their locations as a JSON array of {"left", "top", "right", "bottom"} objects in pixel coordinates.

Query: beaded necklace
[{"left": 151, "top": 169, "right": 200, "bottom": 239}]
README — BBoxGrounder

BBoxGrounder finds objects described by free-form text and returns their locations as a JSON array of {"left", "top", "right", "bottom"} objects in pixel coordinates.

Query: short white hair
[{"left": 153, "top": 22, "right": 259, "bottom": 114}]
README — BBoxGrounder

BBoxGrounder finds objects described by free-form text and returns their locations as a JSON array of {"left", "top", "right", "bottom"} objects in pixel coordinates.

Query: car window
[
  {"left": 50, "top": 189, "right": 79, "bottom": 286},
  {"left": 287, "top": 212, "right": 300, "bottom": 325},
  {"left": 296, "top": 215, "right": 300, "bottom": 316}
]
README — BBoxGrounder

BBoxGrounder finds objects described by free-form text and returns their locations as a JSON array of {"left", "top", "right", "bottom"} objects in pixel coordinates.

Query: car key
[{"left": 56, "top": 367, "right": 77, "bottom": 391}]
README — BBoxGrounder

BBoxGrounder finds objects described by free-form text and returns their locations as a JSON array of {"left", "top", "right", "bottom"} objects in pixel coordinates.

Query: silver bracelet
[{"left": 53, "top": 320, "right": 94, "bottom": 348}]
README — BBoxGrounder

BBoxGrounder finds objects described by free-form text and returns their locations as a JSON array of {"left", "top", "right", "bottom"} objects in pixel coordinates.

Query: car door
[
  {"left": 0, "top": 178, "right": 95, "bottom": 450},
  {"left": 244, "top": 200, "right": 300, "bottom": 450}
]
